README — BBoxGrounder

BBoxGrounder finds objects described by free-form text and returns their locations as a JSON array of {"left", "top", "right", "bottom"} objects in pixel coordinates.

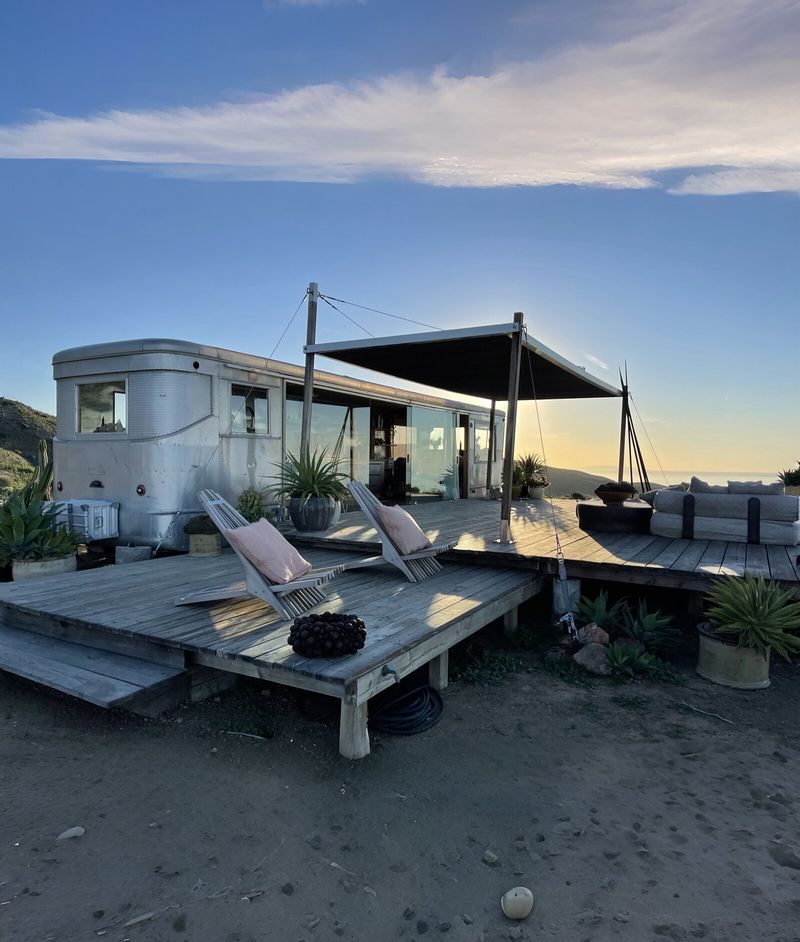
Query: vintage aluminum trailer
[{"left": 52, "top": 339, "right": 505, "bottom": 550}]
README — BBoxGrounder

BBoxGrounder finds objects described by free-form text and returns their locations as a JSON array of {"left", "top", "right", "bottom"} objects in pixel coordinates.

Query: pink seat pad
[
  {"left": 374, "top": 503, "right": 431, "bottom": 555},
  {"left": 225, "top": 518, "right": 312, "bottom": 584}
]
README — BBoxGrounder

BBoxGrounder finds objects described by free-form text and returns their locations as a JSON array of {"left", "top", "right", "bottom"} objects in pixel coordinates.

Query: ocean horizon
[{"left": 583, "top": 468, "right": 779, "bottom": 488}]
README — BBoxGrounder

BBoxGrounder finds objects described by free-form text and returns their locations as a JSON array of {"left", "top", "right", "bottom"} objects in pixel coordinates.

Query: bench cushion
[
  {"left": 653, "top": 491, "right": 800, "bottom": 523},
  {"left": 650, "top": 512, "right": 800, "bottom": 545}
]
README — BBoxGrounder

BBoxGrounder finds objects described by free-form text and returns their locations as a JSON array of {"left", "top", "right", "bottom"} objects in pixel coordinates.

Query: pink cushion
[
  {"left": 225, "top": 518, "right": 312, "bottom": 584},
  {"left": 374, "top": 503, "right": 430, "bottom": 555}
]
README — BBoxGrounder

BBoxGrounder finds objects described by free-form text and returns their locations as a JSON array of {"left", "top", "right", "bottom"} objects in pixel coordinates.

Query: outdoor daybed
[{"left": 649, "top": 479, "right": 800, "bottom": 546}]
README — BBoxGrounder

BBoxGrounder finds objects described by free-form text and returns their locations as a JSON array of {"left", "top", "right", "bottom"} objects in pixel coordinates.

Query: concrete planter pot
[
  {"left": 288, "top": 496, "right": 337, "bottom": 532},
  {"left": 784, "top": 485, "right": 800, "bottom": 496},
  {"left": 696, "top": 622, "right": 770, "bottom": 689},
  {"left": 595, "top": 487, "right": 635, "bottom": 505},
  {"left": 188, "top": 533, "right": 221, "bottom": 557},
  {"left": 12, "top": 554, "right": 77, "bottom": 582},
  {"left": 528, "top": 485, "right": 547, "bottom": 499}
]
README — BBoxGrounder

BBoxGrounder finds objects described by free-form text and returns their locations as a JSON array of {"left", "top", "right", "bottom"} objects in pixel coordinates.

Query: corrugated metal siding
[
  {"left": 56, "top": 381, "right": 75, "bottom": 438},
  {"left": 128, "top": 371, "right": 213, "bottom": 439}
]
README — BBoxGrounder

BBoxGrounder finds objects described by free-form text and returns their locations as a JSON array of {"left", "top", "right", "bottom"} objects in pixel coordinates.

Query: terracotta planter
[
  {"left": 12, "top": 554, "right": 77, "bottom": 581},
  {"left": 188, "top": 533, "right": 221, "bottom": 557},
  {"left": 288, "top": 496, "right": 337, "bottom": 532},
  {"left": 696, "top": 622, "right": 770, "bottom": 689}
]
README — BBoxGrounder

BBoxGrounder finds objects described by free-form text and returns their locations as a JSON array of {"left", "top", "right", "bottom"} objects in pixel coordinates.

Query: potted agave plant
[
  {"left": 594, "top": 480, "right": 636, "bottom": 505},
  {"left": 517, "top": 452, "right": 549, "bottom": 499},
  {"left": 779, "top": 461, "right": 800, "bottom": 496},
  {"left": 272, "top": 448, "right": 349, "bottom": 532},
  {"left": 697, "top": 573, "right": 800, "bottom": 689},
  {"left": 0, "top": 441, "right": 83, "bottom": 581},
  {"left": 0, "top": 495, "right": 83, "bottom": 581}
]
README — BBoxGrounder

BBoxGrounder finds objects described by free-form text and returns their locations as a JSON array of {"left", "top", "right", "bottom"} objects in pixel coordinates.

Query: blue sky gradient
[{"left": 1, "top": 0, "right": 797, "bottom": 474}]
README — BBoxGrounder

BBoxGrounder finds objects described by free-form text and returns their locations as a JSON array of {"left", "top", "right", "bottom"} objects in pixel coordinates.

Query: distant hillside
[
  {"left": 545, "top": 466, "right": 615, "bottom": 498},
  {"left": 0, "top": 397, "right": 56, "bottom": 498},
  {"left": 0, "top": 397, "right": 55, "bottom": 463}
]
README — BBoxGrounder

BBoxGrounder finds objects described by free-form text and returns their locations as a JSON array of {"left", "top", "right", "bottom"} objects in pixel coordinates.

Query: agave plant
[
  {"left": 19, "top": 440, "right": 54, "bottom": 505},
  {"left": 516, "top": 452, "right": 548, "bottom": 487},
  {"left": 778, "top": 461, "right": 800, "bottom": 487},
  {"left": 605, "top": 642, "right": 682, "bottom": 684},
  {"left": 0, "top": 495, "right": 82, "bottom": 567},
  {"left": 578, "top": 590, "right": 630, "bottom": 633},
  {"left": 271, "top": 449, "right": 349, "bottom": 503},
  {"left": 705, "top": 573, "right": 800, "bottom": 661},
  {"left": 620, "top": 599, "right": 681, "bottom": 653}
]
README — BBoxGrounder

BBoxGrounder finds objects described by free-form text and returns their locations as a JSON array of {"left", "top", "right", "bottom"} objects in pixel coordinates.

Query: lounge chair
[
  {"left": 346, "top": 480, "right": 456, "bottom": 582},
  {"left": 175, "top": 489, "right": 345, "bottom": 620}
]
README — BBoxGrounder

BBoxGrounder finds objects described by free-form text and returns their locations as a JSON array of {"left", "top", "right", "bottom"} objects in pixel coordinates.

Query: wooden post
[
  {"left": 339, "top": 698, "right": 370, "bottom": 759},
  {"left": 617, "top": 380, "right": 628, "bottom": 483},
  {"left": 485, "top": 399, "right": 496, "bottom": 494},
  {"left": 503, "top": 607, "right": 519, "bottom": 640},
  {"left": 428, "top": 651, "right": 449, "bottom": 691},
  {"left": 300, "top": 281, "right": 319, "bottom": 457},
  {"left": 498, "top": 313, "right": 524, "bottom": 543}
]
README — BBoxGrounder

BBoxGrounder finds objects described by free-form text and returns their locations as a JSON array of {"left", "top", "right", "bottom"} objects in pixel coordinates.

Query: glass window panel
[
  {"left": 78, "top": 381, "right": 127, "bottom": 433},
  {"left": 231, "top": 384, "right": 268, "bottom": 434},
  {"left": 284, "top": 397, "right": 370, "bottom": 484}
]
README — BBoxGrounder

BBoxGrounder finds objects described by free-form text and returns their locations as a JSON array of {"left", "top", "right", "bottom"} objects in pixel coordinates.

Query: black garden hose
[{"left": 368, "top": 685, "right": 444, "bottom": 736}]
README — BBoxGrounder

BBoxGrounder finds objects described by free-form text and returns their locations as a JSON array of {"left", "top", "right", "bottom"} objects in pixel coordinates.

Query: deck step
[{"left": 0, "top": 620, "right": 187, "bottom": 715}]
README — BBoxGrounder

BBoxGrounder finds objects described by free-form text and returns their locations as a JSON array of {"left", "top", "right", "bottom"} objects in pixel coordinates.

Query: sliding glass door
[{"left": 407, "top": 406, "right": 459, "bottom": 500}]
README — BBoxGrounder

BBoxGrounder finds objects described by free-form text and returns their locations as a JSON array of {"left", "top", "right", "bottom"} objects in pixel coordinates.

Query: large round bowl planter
[
  {"left": 12, "top": 554, "right": 77, "bottom": 582},
  {"left": 594, "top": 487, "right": 635, "bottom": 505},
  {"left": 529, "top": 485, "right": 547, "bottom": 500},
  {"left": 696, "top": 622, "right": 770, "bottom": 689},
  {"left": 288, "top": 496, "right": 337, "bottom": 532}
]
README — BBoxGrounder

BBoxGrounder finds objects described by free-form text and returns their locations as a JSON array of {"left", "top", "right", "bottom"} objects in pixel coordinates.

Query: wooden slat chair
[
  {"left": 175, "top": 489, "right": 345, "bottom": 621},
  {"left": 346, "top": 480, "right": 457, "bottom": 583}
]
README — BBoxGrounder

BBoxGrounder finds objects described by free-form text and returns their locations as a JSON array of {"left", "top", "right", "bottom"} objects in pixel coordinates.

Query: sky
[{"left": 0, "top": 0, "right": 797, "bottom": 477}]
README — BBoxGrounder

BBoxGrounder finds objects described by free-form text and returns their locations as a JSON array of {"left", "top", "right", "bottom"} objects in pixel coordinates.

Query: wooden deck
[
  {"left": 288, "top": 498, "right": 800, "bottom": 592},
  {"left": 0, "top": 548, "right": 544, "bottom": 758}
]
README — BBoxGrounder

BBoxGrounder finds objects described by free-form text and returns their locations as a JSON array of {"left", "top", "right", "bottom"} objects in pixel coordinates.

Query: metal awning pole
[
  {"left": 617, "top": 373, "right": 628, "bottom": 483},
  {"left": 485, "top": 399, "right": 496, "bottom": 494},
  {"left": 497, "top": 312, "right": 524, "bottom": 544},
  {"left": 300, "top": 281, "right": 319, "bottom": 457}
]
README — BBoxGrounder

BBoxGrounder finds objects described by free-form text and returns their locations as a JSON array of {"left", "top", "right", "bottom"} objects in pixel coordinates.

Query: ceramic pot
[
  {"left": 288, "top": 496, "right": 337, "bottom": 532},
  {"left": 12, "top": 554, "right": 77, "bottom": 581},
  {"left": 529, "top": 485, "right": 547, "bottom": 499},
  {"left": 696, "top": 622, "right": 770, "bottom": 689},
  {"left": 511, "top": 485, "right": 523, "bottom": 500}
]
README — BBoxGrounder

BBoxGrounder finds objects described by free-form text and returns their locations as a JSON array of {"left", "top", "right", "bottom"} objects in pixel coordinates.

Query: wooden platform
[
  {"left": 0, "top": 620, "right": 187, "bottom": 715},
  {"left": 289, "top": 499, "right": 800, "bottom": 592},
  {"left": 0, "top": 549, "right": 544, "bottom": 758}
]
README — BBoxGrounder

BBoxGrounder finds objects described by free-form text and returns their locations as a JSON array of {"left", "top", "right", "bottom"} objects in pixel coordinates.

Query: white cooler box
[{"left": 46, "top": 499, "right": 120, "bottom": 541}]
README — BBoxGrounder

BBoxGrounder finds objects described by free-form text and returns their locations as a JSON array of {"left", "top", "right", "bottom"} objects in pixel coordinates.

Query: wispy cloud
[
  {"left": 0, "top": 0, "right": 797, "bottom": 194},
  {"left": 265, "top": 0, "right": 365, "bottom": 7},
  {"left": 584, "top": 353, "right": 609, "bottom": 371}
]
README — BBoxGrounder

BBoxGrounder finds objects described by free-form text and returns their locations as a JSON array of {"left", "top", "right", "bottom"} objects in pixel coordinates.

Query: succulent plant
[
  {"left": 704, "top": 573, "right": 800, "bottom": 661},
  {"left": 0, "top": 495, "right": 82, "bottom": 567}
]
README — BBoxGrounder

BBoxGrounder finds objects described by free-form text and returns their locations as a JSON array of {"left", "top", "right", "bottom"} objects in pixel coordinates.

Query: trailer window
[
  {"left": 77, "top": 381, "right": 127, "bottom": 434},
  {"left": 230, "top": 384, "right": 268, "bottom": 434}
]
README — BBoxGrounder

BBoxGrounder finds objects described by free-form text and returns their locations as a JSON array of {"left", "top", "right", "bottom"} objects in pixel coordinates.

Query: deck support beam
[
  {"left": 428, "top": 650, "right": 449, "bottom": 690},
  {"left": 339, "top": 697, "right": 370, "bottom": 760},
  {"left": 503, "top": 607, "right": 519, "bottom": 639},
  {"left": 498, "top": 312, "right": 524, "bottom": 544}
]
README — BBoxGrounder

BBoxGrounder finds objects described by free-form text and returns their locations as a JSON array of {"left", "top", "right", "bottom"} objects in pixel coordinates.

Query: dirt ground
[{"left": 2, "top": 623, "right": 799, "bottom": 942}]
